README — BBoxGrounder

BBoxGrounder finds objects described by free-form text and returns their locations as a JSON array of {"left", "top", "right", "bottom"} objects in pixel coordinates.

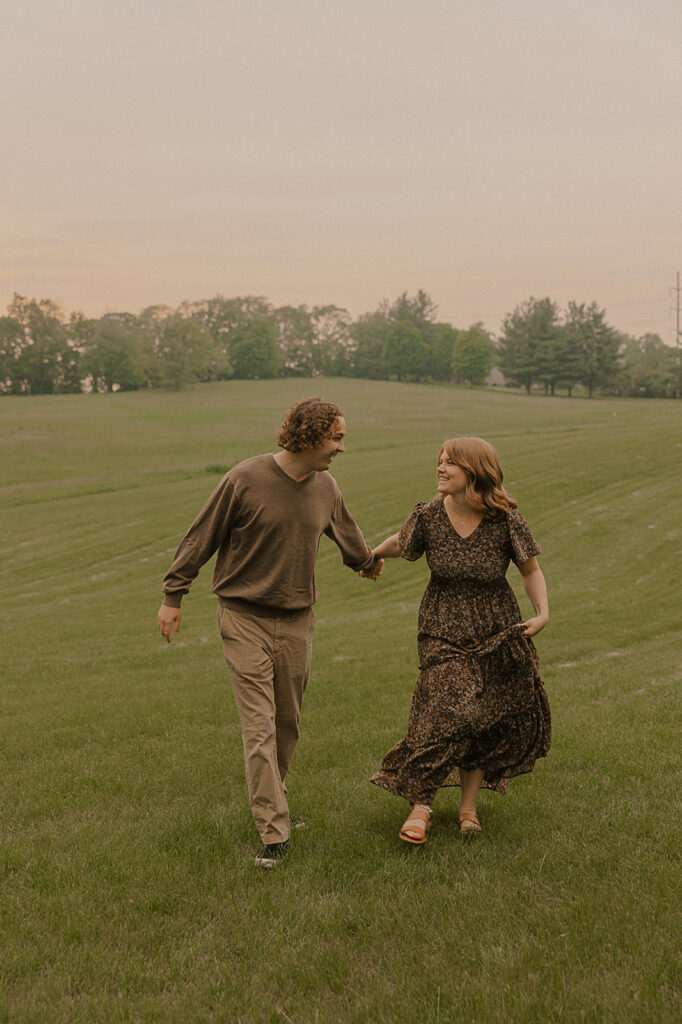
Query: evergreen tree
[
  {"left": 386, "top": 289, "right": 438, "bottom": 326},
  {"left": 498, "top": 297, "right": 560, "bottom": 395},
  {"left": 564, "top": 301, "right": 619, "bottom": 398},
  {"left": 551, "top": 322, "right": 583, "bottom": 397}
]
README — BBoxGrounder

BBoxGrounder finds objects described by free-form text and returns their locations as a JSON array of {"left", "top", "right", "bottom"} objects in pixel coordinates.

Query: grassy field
[{"left": 1, "top": 379, "right": 680, "bottom": 1024}]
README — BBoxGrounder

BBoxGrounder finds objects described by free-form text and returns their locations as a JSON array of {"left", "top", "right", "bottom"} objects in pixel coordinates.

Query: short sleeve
[
  {"left": 399, "top": 502, "right": 429, "bottom": 561},
  {"left": 507, "top": 508, "right": 541, "bottom": 565}
]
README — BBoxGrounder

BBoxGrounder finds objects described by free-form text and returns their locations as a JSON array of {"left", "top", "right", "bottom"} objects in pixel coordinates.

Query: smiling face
[
  {"left": 435, "top": 437, "right": 514, "bottom": 517},
  {"left": 311, "top": 416, "right": 346, "bottom": 471},
  {"left": 436, "top": 451, "right": 469, "bottom": 498}
]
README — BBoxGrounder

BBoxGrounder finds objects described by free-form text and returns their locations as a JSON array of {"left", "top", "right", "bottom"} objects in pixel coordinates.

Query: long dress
[{"left": 370, "top": 500, "right": 551, "bottom": 804}]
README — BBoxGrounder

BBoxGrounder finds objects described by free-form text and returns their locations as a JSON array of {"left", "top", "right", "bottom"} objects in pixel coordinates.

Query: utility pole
[{"left": 671, "top": 270, "right": 675, "bottom": 397}]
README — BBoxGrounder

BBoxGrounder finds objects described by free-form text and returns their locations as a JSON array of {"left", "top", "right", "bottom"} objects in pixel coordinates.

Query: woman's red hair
[{"left": 438, "top": 437, "right": 517, "bottom": 516}]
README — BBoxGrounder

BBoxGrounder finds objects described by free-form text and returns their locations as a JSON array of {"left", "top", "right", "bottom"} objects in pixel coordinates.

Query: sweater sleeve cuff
[
  {"left": 162, "top": 593, "right": 183, "bottom": 608},
  {"left": 352, "top": 549, "right": 377, "bottom": 573}
]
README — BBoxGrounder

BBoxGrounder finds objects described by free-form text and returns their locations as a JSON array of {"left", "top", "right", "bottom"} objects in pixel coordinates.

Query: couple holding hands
[{"left": 157, "top": 397, "right": 550, "bottom": 867}]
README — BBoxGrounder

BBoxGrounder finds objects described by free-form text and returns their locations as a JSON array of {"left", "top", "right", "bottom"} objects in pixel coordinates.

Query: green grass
[{"left": 1, "top": 380, "right": 680, "bottom": 1023}]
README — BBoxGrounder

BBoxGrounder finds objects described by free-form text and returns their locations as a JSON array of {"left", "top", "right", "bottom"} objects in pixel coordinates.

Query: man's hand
[
  {"left": 158, "top": 603, "right": 182, "bottom": 643},
  {"left": 358, "top": 557, "right": 384, "bottom": 581}
]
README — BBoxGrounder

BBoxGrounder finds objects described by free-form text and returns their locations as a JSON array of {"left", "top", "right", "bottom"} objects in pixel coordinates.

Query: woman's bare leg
[{"left": 459, "top": 768, "right": 484, "bottom": 831}]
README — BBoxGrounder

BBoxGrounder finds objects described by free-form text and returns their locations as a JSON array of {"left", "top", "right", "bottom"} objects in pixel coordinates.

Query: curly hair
[
  {"left": 276, "top": 397, "right": 344, "bottom": 452},
  {"left": 437, "top": 436, "right": 518, "bottom": 516}
]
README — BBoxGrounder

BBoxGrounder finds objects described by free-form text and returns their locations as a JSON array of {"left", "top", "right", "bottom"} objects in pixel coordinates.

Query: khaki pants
[{"left": 217, "top": 602, "right": 314, "bottom": 844}]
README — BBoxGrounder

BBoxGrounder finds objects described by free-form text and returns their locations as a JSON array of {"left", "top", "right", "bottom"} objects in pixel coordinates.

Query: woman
[{"left": 369, "top": 437, "right": 551, "bottom": 843}]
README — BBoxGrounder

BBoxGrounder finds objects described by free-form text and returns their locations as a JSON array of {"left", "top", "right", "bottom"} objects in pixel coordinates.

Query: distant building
[{"left": 485, "top": 366, "right": 511, "bottom": 387}]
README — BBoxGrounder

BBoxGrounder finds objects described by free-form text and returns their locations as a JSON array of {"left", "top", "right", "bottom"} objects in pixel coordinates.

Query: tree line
[{"left": 0, "top": 290, "right": 678, "bottom": 398}]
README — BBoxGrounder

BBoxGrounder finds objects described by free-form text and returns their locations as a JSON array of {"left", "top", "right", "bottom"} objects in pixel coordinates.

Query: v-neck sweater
[{"left": 162, "top": 454, "right": 375, "bottom": 615}]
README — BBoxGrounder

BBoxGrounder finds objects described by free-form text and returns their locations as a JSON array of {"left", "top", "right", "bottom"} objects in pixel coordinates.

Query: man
[{"left": 157, "top": 397, "right": 382, "bottom": 868}]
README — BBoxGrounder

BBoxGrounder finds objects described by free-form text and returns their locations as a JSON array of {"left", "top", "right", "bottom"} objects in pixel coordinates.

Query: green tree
[
  {"left": 137, "top": 306, "right": 174, "bottom": 388},
  {"left": 384, "top": 321, "right": 429, "bottom": 381},
  {"left": 144, "top": 310, "right": 215, "bottom": 389},
  {"left": 81, "top": 315, "right": 149, "bottom": 392},
  {"left": 350, "top": 291, "right": 438, "bottom": 381},
  {"left": 186, "top": 294, "right": 272, "bottom": 337},
  {"left": 274, "top": 306, "right": 316, "bottom": 376},
  {"left": 185, "top": 295, "right": 270, "bottom": 379},
  {"left": 428, "top": 324, "right": 458, "bottom": 381},
  {"left": 0, "top": 316, "right": 27, "bottom": 394},
  {"left": 498, "top": 297, "right": 560, "bottom": 394},
  {"left": 386, "top": 289, "right": 439, "bottom": 327},
  {"left": 310, "top": 306, "right": 353, "bottom": 376},
  {"left": 58, "top": 324, "right": 84, "bottom": 393},
  {"left": 451, "top": 323, "right": 495, "bottom": 384},
  {"left": 229, "top": 319, "right": 282, "bottom": 379},
  {"left": 7, "top": 294, "right": 80, "bottom": 394},
  {"left": 564, "top": 301, "right": 619, "bottom": 398},
  {"left": 551, "top": 322, "right": 583, "bottom": 397},
  {"left": 348, "top": 312, "right": 391, "bottom": 380},
  {"left": 617, "top": 333, "right": 678, "bottom": 398}
]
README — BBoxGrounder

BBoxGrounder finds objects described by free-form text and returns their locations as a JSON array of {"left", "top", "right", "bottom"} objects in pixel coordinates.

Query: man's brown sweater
[{"left": 162, "top": 454, "right": 375, "bottom": 616}]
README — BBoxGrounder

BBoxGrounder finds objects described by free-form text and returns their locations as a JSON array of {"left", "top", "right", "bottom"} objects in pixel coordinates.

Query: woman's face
[{"left": 436, "top": 453, "right": 468, "bottom": 497}]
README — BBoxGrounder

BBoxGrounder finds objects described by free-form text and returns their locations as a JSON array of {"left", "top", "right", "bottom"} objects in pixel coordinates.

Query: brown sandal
[
  {"left": 399, "top": 805, "right": 432, "bottom": 845},
  {"left": 459, "top": 812, "right": 482, "bottom": 836}
]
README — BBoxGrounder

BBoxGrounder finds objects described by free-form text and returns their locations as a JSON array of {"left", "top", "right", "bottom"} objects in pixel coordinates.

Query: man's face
[{"left": 311, "top": 416, "right": 346, "bottom": 471}]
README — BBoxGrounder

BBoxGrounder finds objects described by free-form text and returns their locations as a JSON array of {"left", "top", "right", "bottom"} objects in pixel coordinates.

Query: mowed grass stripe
[{"left": 1, "top": 380, "right": 680, "bottom": 1023}]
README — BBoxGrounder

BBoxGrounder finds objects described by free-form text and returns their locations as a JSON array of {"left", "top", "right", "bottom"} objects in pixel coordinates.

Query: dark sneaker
[{"left": 254, "top": 840, "right": 289, "bottom": 868}]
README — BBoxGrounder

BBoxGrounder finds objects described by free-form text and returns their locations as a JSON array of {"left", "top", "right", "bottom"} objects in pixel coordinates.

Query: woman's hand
[
  {"left": 519, "top": 615, "right": 548, "bottom": 637},
  {"left": 358, "top": 557, "right": 384, "bottom": 581},
  {"left": 517, "top": 558, "right": 549, "bottom": 638}
]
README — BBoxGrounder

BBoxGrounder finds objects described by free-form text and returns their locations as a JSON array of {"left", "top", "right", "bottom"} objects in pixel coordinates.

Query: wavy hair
[
  {"left": 437, "top": 436, "right": 517, "bottom": 516},
  {"left": 276, "top": 397, "right": 343, "bottom": 452}
]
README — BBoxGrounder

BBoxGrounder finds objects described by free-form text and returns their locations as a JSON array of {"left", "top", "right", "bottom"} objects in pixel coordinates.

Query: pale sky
[{"left": 2, "top": 0, "right": 681, "bottom": 341}]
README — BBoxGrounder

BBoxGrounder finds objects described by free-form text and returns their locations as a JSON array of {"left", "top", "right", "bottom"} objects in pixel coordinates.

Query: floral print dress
[{"left": 370, "top": 500, "right": 551, "bottom": 803}]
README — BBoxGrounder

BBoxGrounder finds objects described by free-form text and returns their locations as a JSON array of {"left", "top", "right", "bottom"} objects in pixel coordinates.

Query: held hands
[
  {"left": 357, "top": 535, "right": 400, "bottom": 580},
  {"left": 357, "top": 557, "right": 385, "bottom": 581},
  {"left": 158, "top": 603, "right": 182, "bottom": 643}
]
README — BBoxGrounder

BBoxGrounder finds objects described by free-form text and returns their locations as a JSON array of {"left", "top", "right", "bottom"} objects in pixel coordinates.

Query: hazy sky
[{"left": 2, "top": 0, "right": 681, "bottom": 341}]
